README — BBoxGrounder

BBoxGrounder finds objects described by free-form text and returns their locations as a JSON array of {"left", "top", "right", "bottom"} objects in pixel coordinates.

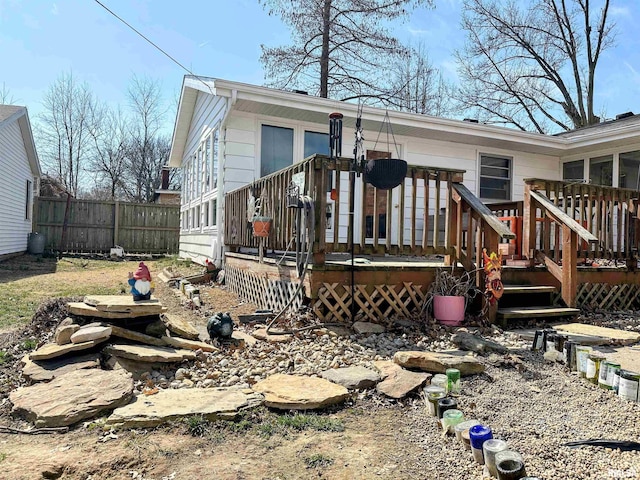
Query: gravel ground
[
  {"left": 2, "top": 282, "right": 640, "bottom": 480},
  {"left": 397, "top": 355, "right": 640, "bottom": 479}
]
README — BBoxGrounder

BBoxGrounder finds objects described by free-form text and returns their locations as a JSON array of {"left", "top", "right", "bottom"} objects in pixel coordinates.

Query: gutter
[{"left": 216, "top": 88, "right": 237, "bottom": 268}]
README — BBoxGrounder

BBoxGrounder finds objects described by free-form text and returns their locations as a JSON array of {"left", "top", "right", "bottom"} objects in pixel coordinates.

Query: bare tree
[
  {"left": 0, "top": 82, "right": 17, "bottom": 104},
  {"left": 260, "top": 0, "right": 432, "bottom": 101},
  {"left": 88, "top": 106, "right": 130, "bottom": 200},
  {"left": 125, "top": 75, "right": 168, "bottom": 202},
  {"left": 456, "top": 0, "right": 615, "bottom": 133},
  {"left": 38, "top": 72, "right": 98, "bottom": 195},
  {"left": 388, "top": 43, "right": 456, "bottom": 116}
]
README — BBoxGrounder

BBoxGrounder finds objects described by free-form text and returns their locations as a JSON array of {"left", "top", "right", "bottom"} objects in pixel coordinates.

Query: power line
[{"left": 93, "top": 0, "right": 213, "bottom": 94}]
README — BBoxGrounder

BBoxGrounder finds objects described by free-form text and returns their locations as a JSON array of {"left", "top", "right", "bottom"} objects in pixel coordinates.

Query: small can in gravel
[
  {"left": 545, "top": 333, "right": 557, "bottom": 354},
  {"left": 576, "top": 345, "right": 593, "bottom": 378},
  {"left": 532, "top": 330, "right": 545, "bottom": 351},
  {"left": 618, "top": 370, "right": 640, "bottom": 402},
  {"left": 586, "top": 353, "right": 605, "bottom": 384},
  {"left": 555, "top": 334, "right": 569, "bottom": 361},
  {"left": 563, "top": 341, "right": 577, "bottom": 370},
  {"left": 599, "top": 361, "right": 620, "bottom": 390},
  {"left": 612, "top": 368, "right": 622, "bottom": 393},
  {"left": 446, "top": 368, "right": 461, "bottom": 395},
  {"left": 424, "top": 385, "right": 446, "bottom": 416}
]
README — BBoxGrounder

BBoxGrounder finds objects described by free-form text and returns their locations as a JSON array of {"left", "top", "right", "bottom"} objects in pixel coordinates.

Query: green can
[
  {"left": 446, "top": 368, "right": 461, "bottom": 396},
  {"left": 586, "top": 353, "right": 605, "bottom": 385},
  {"left": 599, "top": 361, "right": 620, "bottom": 390}
]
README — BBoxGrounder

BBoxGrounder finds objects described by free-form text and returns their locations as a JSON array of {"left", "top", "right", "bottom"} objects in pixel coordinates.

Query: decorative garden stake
[{"left": 483, "top": 248, "right": 503, "bottom": 305}]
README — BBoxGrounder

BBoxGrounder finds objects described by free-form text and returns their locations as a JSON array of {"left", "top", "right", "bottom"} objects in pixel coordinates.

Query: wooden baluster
[
  {"left": 422, "top": 170, "right": 430, "bottom": 249},
  {"left": 522, "top": 182, "right": 537, "bottom": 260},
  {"left": 444, "top": 172, "right": 452, "bottom": 252},
  {"left": 562, "top": 224, "right": 578, "bottom": 307},
  {"left": 398, "top": 177, "right": 406, "bottom": 254},
  {"left": 313, "top": 161, "right": 327, "bottom": 266},
  {"left": 386, "top": 188, "right": 392, "bottom": 252},
  {"left": 333, "top": 162, "right": 341, "bottom": 250},
  {"left": 411, "top": 170, "right": 417, "bottom": 252},
  {"left": 433, "top": 176, "right": 441, "bottom": 250},
  {"left": 616, "top": 189, "right": 623, "bottom": 259},
  {"left": 554, "top": 182, "right": 561, "bottom": 263},
  {"left": 608, "top": 188, "right": 614, "bottom": 256},
  {"left": 360, "top": 180, "right": 367, "bottom": 255}
]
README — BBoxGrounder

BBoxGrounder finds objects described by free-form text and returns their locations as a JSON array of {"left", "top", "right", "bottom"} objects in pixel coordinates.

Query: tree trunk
[{"left": 320, "top": 0, "right": 331, "bottom": 98}]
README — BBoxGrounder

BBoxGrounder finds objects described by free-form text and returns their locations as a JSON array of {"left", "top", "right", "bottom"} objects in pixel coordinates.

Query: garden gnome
[
  {"left": 482, "top": 248, "right": 503, "bottom": 305},
  {"left": 128, "top": 262, "right": 152, "bottom": 301}
]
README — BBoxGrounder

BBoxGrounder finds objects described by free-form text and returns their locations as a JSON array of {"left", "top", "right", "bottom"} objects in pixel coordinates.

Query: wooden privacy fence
[{"left": 33, "top": 197, "right": 180, "bottom": 254}]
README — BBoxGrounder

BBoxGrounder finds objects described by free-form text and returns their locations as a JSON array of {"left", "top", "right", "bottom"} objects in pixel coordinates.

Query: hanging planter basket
[
  {"left": 252, "top": 216, "right": 272, "bottom": 237},
  {"left": 364, "top": 158, "right": 408, "bottom": 190}
]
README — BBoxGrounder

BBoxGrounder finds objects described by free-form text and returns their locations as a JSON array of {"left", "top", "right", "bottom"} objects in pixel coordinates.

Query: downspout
[{"left": 216, "top": 89, "right": 237, "bottom": 268}]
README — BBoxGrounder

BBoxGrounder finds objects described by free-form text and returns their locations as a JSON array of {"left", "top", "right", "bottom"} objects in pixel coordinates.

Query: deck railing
[
  {"left": 521, "top": 178, "right": 640, "bottom": 306},
  {"left": 224, "top": 154, "right": 515, "bottom": 279},
  {"left": 452, "top": 185, "right": 516, "bottom": 285}
]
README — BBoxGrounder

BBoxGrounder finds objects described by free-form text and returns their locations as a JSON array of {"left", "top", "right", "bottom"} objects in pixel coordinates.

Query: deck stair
[{"left": 496, "top": 285, "right": 580, "bottom": 325}]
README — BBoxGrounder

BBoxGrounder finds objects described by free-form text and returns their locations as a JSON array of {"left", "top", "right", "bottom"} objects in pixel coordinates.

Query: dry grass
[{"left": 0, "top": 255, "right": 201, "bottom": 331}]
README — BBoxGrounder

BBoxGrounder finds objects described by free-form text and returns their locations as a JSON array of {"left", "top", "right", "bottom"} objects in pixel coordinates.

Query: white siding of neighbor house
[
  {"left": 0, "top": 119, "right": 34, "bottom": 255},
  {"left": 177, "top": 94, "right": 565, "bottom": 259}
]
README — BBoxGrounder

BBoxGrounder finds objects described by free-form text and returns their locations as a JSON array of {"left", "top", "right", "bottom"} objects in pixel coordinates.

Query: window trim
[{"left": 478, "top": 153, "right": 513, "bottom": 201}]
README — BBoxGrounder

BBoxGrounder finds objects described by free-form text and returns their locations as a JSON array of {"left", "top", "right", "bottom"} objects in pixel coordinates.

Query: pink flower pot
[{"left": 433, "top": 295, "right": 465, "bottom": 326}]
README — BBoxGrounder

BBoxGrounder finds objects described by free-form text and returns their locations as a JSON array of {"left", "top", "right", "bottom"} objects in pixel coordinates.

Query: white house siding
[
  {"left": 176, "top": 93, "right": 565, "bottom": 258},
  {"left": 179, "top": 92, "right": 226, "bottom": 265},
  {"left": 0, "top": 120, "right": 33, "bottom": 255},
  {"left": 188, "top": 107, "right": 559, "bottom": 255}
]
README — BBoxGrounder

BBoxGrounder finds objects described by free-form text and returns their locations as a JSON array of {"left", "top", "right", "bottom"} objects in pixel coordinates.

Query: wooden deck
[{"left": 223, "top": 156, "right": 640, "bottom": 323}]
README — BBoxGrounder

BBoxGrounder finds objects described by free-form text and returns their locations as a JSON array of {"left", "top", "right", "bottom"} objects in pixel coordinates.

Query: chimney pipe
[{"left": 161, "top": 168, "right": 169, "bottom": 190}]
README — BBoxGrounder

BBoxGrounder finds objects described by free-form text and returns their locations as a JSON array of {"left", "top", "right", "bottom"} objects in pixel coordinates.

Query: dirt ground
[{"left": 0, "top": 256, "right": 423, "bottom": 480}]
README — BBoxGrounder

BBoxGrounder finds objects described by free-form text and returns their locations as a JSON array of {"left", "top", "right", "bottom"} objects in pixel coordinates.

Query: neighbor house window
[
  {"left": 619, "top": 150, "right": 640, "bottom": 190},
  {"left": 25, "top": 180, "right": 32, "bottom": 220},
  {"left": 261, "top": 125, "right": 293, "bottom": 177},
  {"left": 589, "top": 155, "right": 613, "bottom": 186},
  {"left": 203, "top": 202, "right": 209, "bottom": 227},
  {"left": 480, "top": 154, "right": 511, "bottom": 200},
  {"left": 563, "top": 160, "right": 584, "bottom": 182}
]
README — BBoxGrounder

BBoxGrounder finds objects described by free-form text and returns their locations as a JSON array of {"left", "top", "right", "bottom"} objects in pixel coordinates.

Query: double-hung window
[{"left": 480, "top": 154, "right": 511, "bottom": 200}]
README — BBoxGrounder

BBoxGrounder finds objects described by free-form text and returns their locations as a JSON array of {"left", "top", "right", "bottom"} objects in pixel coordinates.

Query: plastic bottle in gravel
[{"left": 469, "top": 424, "right": 493, "bottom": 465}]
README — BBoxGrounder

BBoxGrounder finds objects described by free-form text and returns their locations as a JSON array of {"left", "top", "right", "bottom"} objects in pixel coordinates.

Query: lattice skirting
[
  {"left": 225, "top": 264, "right": 303, "bottom": 313},
  {"left": 313, "top": 282, "right": 427, "bottom": 323},
  {"left": 577, "top": 283, "right": 640, "bottom": 310}
]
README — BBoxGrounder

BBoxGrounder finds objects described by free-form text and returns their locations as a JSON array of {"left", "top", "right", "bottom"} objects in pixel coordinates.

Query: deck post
[
  {"left": 313, "top": 160, "right": 327, "bottom": 266},
  {"left": 523, "top": 183, "right": 536, "bottom": 259},
  {"left": 562, "top": 224, "right": 578, "bottom": 307}
]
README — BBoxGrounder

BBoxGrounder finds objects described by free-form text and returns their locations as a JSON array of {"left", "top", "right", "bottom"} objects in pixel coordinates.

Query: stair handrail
[
  {"left": 523, "top": 185, "right": 598, "bottom": 307},
  {"left": 451, "top": 184, "right": 515, "bottom": 293}
]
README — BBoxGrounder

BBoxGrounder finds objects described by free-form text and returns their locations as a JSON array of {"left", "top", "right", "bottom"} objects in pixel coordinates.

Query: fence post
[
  {"left": 32, "top": 196, "right": 39, "bottom": 233},
  {"left": 113, "top": 201, "right": 120, "bottom": 247}
]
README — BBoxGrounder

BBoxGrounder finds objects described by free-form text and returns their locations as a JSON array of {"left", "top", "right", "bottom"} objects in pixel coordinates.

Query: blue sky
[{"left": 1, "top": 0, "right": 639, "bottom": 134}]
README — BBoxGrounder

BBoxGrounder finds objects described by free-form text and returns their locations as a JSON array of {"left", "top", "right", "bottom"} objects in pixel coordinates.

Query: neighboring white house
[
  {"left": 0, "top": 105, "right": 41, "bottom": 258},
  {"left": 168, "top": 76, "right": 640, "bottom": 265}
]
